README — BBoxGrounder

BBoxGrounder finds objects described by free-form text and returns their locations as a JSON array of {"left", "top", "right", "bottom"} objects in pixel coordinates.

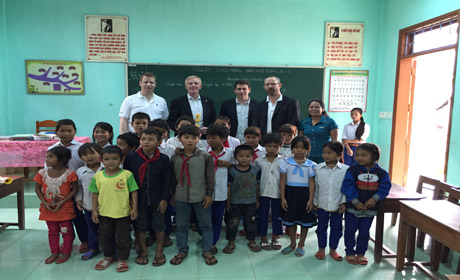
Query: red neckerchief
[
  {"left": 223, "top": 140, "right": 230, "bottom": 148},
  {"left": 180, "top": 154, "right": 194, "bottom": 188},
  {"left": 252, "top": 148, "right": 259, "bottom": 163},
  {"left": 209, "top": 149, "right": 225, "bottom": 171},
  {"left": 137, "top": 148, "right": 160, "bottom": 186}
]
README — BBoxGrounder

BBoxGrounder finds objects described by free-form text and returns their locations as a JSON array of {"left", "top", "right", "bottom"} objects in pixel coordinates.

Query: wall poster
[
  {"left": 324, "top": 22, "right": 364, "bottom": 67},
  {"left": 328, "top": 70, "right": 368, "bottom": 112}
]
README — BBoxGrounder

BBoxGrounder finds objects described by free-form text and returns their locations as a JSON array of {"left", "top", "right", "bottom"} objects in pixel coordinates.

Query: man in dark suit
[
  {"left": 168, "top": 75, "right": 216, "bottom": 138},
  {"left": 219, "top": 80, "right": 258, "bottom": 141},
  {"left": 256, "top": 76, "right": 300, "bottom": 136}
]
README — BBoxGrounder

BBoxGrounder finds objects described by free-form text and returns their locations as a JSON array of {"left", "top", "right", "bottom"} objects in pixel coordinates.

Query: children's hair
[
  {"left": 307, "top": 99, "right": 329, "bottom": 117},
  {"left": 139, "top": 72, "right": 157, "bottom": 82},
  {"left": 178, "top": 124, "right": 200, "bottom": 137},
  {"left": 48, "top": 146, "right": 72, "bottom": 166},
  {"left": 131, "top": 112, "right": 150, "bottom": 123},
  {"left": 244, "top": 126, "right": 261, "bottom": 138},
  {"left": 78, "top": 143, "right": 103, "bottom": 157},
  {"left": 149, "top": 118, "right": 170, "bottom": 132},
  {"left": 351, "top": 108, "right": 366, "bottom": 140},
  {"left": 234, "top": 80, "right": 251, "bottom": 89},
  {"left": 215, "top": 115, "right": 231, "bottom": 126},
  {"left": 140, "top": 127, "right": 163, "bottom": 141},
  {"left": 323, "top": 141, "right": 344, "bottom": 155},
  {"left": 92, "top": 122, "right": 114, "bottom": 144},
  {"left": 262, "top": 133, "right": 283, "bottom": 146},
  {"left": 356, "top": 143, "right": 380, "bottom": 162},
  {"left": 101, "top": 145, "right": 123, "bottom": 159},
  {"left": 279, "top": 123, "right": 297, "bottom": 135},
  {"left": 207, "top": 124, "right": 228, "bottom": 140},
  {"left": 55, "top": 119, "right": 76, "bottom": 133},
  {"left": 291, "top": 135, "right": 311, "bottom": 150},
  {"left": 117, "top": 132, "right": 139, "bottom": 150},
  {"left": 175, "top": 115, "right": 195, "bottom": 128},
  {"left": 234, "top": 144, "right": 253, "bottom": 157}
]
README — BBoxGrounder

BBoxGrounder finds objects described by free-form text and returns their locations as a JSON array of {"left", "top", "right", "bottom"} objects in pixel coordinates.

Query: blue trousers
[
  {"left": 257, "top": 197, "right": 282, "bottom": 236},
  {"left": 73, "top": 204, "right": 88, "bottom": 243},
  {"left": 344, "top": 145, "right": 358, "bottom": 166},
  {"left": 315, "top": 208, "right": 343, "bottom": 249},
  {"left": 83, "top": 210, "right": 99, "bottom": 251},
  {"left": 175, "top": 201, "right": 213, "bottom": 254},
  {"left": 211, "top": 200, "right": 226, "bottom": 245},
  {"left": 344, "top": 212, "right": 374, "bottom": 255}
]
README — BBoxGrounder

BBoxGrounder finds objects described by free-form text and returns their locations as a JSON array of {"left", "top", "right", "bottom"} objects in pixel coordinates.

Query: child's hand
[
  {"left": 92, "top": 211, "right": 99, "bottom": 224},
  {"left": 256, "top": 200, "right": 260, "bottom": 209},
  {"left": 42, "top": 201, "right": 54, "bottom": 212},
  {"left": 306, "top": 200, "right": 314, "bottom": 213},
  {"left": 364, "top": 198, "right": 376, "bottom": 209},
  {"left": 226, "top": 201, "right": 231, "bottom": 213},
  {"left": 170, "top": 195, "right": 176, "bottom": 206},
  {"left": 217, "top": 160, "right": 231, "bottom": 168},
  {"left": 158, "top": 200, "right": 168, "bottom": 214},
  {"left": 355, "top": 202, "right": 366, "bottom": 211},
  {"left": 347, "top": 148, "right": 353, "bottom": 156},
  {"left": 130, "top": 208, "right": 138, "bottom": 220},
  {"left": 202, "top": 196, "right": 212, "bottom": 208},
  {"left": 281, "top": 198, "right": 288, "bottom": 211},
  {"left": 52, "top": 201, "right": 64, "bottom": 213},
  {"left": 174, "top": 147, "right": 181, "bottom": 155},
  {"left": 76, "top": 200, "right": 83, "bottom": 211},
  {"left": 339, "top": 203, "right": 347, "bottom": 213}
]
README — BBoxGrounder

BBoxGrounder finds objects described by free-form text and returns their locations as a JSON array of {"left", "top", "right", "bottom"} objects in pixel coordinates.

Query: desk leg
[
  {"left": 396, "top": 219, "right": 408, "bottom": 271},
  {"left": 430, "top": 240, "right": 442, "bottom": 271},
  {"left": 17, "top": 188, "right": 25, "bottom": 230},
  {"left": 374, "top": 209, "right": 384, "bottom": 263},
  {"left": 407, "top": 225, "right": 416, "bottom": 262}
]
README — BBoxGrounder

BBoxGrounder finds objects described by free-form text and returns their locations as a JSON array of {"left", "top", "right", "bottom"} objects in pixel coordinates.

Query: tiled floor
[{"left": 0, "top": 208, "right": 457, "bottom": 280}]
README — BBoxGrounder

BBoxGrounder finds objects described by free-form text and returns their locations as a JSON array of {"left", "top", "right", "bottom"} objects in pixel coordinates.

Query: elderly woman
[{"left": 299, "top": 99, "right": 338, "bottom": 163}]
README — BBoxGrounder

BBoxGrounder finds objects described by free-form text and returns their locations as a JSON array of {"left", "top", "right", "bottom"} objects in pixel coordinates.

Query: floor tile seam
[{"left": 22, "top": 260, "right": 42, "bottom": 280}]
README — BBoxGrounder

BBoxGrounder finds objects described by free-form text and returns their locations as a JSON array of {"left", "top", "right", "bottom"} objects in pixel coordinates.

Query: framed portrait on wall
[
  {"left": 324, "top": 22, "right": 364, "bottom": 67},
  {"left": 26, "top": 60, "right": 84, "bottom": 95}
]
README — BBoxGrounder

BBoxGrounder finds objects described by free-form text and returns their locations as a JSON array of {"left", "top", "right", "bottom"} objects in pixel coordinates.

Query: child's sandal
[
  {"left": 346, "top": 255, "right": 357, "bottom": 265},
  {"left": 95, "top": 259, "right": 113, "bottom": 270},
  {"left": 223, "top": 243, "right": 235, "bottom": 254},
  {"left": 45, "top": 253, "right": 60, "bottom": 264},
  {"left": 315, "top": 250, "right": 326, "bottom": 260},
  {"left": 271, "top": 241, "right": 282, "bottom": 250},
  {"left": 248, "top": 242, "right": 261, "bottom": 252},
  {"left": 116, "top": 260, "right": 129, "bottom": 272},
  {"left": 357, "top": 255, "right": 368, "bottom": 265},
  {"left": 260, "top": 241, "right": 272, "bottom": 250},
  {"left": 329, "top": 252, "right": 343, "bottom": 261}
]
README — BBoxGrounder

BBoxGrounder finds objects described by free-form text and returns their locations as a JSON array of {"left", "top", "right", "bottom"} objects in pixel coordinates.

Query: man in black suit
[
  {"left": 256, "top": 76, "right": 300, "bottom": 136},
  {"left": 219, "top": 80, "right": 258, "bottom": 142},
  {"left": 168, "top": 75, "right": 216, "bottom": 138}
]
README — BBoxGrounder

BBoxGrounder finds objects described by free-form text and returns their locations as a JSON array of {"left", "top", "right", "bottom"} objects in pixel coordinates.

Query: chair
[{"left": 36, "top": 120, "right": 57, "bottom": 134}]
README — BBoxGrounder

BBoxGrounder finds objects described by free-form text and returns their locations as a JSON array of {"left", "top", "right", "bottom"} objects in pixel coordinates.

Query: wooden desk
[
  {"left": 373, "top": 183, "right": 426, "bottom": 263},
  {"left": 396, "top": 200, "right": 460, "bottom": 279},
  {"left": 0, "top": 176, "right": 25, "bottom": 230}
]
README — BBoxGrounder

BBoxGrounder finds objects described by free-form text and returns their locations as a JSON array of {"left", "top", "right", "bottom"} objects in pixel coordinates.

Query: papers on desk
[
  {"left": 33, "top": 134, "right": 54, "bottom": 141},
  {"left": 9, "top": 134, "right": 34, "bottom": 141}
]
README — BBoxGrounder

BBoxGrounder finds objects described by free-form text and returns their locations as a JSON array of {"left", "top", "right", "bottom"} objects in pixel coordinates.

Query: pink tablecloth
[{"left": 0, "top": 137, "right": 91, "bottom": 167}]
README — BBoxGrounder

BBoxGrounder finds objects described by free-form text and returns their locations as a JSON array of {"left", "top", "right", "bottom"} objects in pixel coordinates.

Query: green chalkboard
[{"left": 126, "top": 64, "right": 324, "bottom": 120}]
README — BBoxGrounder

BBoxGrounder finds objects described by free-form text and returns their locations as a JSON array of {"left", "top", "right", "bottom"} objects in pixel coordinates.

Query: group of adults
[{"left": 119, "top": 72, "right": 369, "bottom": 164}]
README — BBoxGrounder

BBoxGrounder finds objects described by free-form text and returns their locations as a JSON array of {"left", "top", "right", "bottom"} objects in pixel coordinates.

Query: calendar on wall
[{"left": 328, "top": 70, "right": 368, "bottom": 112}]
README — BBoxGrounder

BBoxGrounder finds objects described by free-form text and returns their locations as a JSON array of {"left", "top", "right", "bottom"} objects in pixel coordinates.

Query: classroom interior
[{"left": 1, "top": 0, "right": 460, "bottom": 279}]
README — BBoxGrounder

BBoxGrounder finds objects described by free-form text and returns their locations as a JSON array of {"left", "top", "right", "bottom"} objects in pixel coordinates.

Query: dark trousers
[
  {"left": 73, "top": 204, "right": 88, "bottom": 243},
  {"left": 99, "top": 216, "right": 132, "bottom": 260},
  {"left": 211, "top": 200, "right": 226, "bottom": 245},
  {"left": 83, "top": 210, "right": 99, "bottom": 251},
  {"left": 257, "top": 197, "right": 282, "bottom": 236},
  {"left": 226, "top": 203, "right": 257, "bottom": 241},
  {"left": 344, "top": 212, "right": 374, "bottom": 255},
  {"left": 315, "top": 208, "right": 343, "bottom": 250}
]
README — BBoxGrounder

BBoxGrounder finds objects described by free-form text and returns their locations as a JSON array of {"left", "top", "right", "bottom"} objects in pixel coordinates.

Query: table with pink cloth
[{"left": 0, "top": 137, "right": 91, "bottom": 167}]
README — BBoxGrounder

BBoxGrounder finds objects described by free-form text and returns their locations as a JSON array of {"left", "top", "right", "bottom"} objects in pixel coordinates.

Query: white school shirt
[
  {"left": 279, "top": 145, "right": 293, "bottom": 158},
  {"left": 187, "top": 94, "right": 204, "bottom": 128},
  {"left": 342, "top": 121, "right": 370, "bottom": 141},
  {"left": 235, "top": 98, "right": 250, "bottom": 141},
  {"left": 254, "top": 156, "right": 281, "bottom": 198},
  {"left": 47, "top": 139, "right": 84, "bottom": 171},
  {"left": 166, "top": 135, "right": 205, "bottom": 151},
  {"left": 76, "top": 164, "right": 104, "bottom": 210},
  {"left": 250, "top": 144, "right": 266, "bottom": 165},
  {"left": 206, "top": 146, "right": 235, "bottom": 201},
  {"left": 279, "top": 157, "right": 316, "bottom": 187},
  {"left": 158, "top": 141, "right": 175, "bottom": 160},
  {"left": 314, "top": 162, "right": 349, "bottom": 212},
  {"left": 265, "top": 94, "right": 283, "bottom": 134},
  {"left": 225, "top": 136, "right": 241, "bottom": 151},
  {"left": 119, "top": 92, "right": 169, "bottom": 133}
]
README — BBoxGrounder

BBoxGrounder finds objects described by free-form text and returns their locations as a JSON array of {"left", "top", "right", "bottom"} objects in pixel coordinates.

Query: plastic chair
[{"left": 36, "top": 120, "right": 57, "bottom": 134}]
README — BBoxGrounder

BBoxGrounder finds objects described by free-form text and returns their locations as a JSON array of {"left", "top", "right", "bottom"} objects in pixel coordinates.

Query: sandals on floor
[
  {"left": 248, "top": 242, "right": 261, "bottom": 252},
  {"left": 116, "top": 260, "right": 129, "bottom": 272},
  {"left": 170, "top": 254, "right": 187, "bottom": 265},
  {"left": 135, "top": 255, "right": 149, "bottom": 265},
  {"left": 346, "top": 255, "right": 358, "bottom": 265},
  {"left": 294, "top": 247, "right": 305, "bottom": 257},
  {"left": 95, "top": 259, "right": 114, "bottom": 270},
  {"left": 56, "top": 253, "right": 71, "bottom": 264},
  {"left": 202, "top": 254, "right": 218, "bottom": 265},
  {"left": 271, "top": 241, "right": 282, "bottom": 250},
  {"left": 281, "top": 246, "right": 295, "bottom": 255},
  {"left": 260, "top": 241, "right": 272, "bottom": 250},
  {"left": 223, "top": 243, "right": 235, "bottom": 254},
  {"left": 45, "top": 254, "right": 60, "bottom": 264},
  {"left": 152, "top": 254, "right": 166, "bottom": 266},
  {"left": 211, "top": 245, "right": 218, "bottom": 255},
  {"left": 330, "top": 252, "right": 343, "bottom": 261},
  {"left": 81, "top": 250, "right": 99, "bottom": 261},
  {"left": 357, "top": 255, "right": 368, "bottom": 265},
  {"left": 315, "top": 250, "right": 325, "bottom": 260}
]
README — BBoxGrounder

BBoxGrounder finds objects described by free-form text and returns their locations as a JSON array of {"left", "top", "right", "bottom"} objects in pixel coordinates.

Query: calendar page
[{"left": 328, "top": 70, "right": 368, "bottom": 112}]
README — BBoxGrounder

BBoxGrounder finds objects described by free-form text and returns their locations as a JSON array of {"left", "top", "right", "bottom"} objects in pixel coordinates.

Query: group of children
[{"left": 33, "top": 111, "right": 392, "bottom": 272}]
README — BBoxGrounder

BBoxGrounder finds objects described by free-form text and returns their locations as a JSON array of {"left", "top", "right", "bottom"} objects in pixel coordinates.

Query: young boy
[
  {"left": 116, "top": 133, "right": 139, "bottom": 164},
  {"left": 131, "top": 112, "right": 150, "bottom": 137},
  {"left": 166, "top": 115, "right": 195, "bottom": 149},
  {"left": 223, "top": 144, "right": 261, "bottom": 254},
  {"left": 76, "top": 143, "right": 104, "bottom": 260},
  {"left": 213, "top": 116, "right": 241, "bottom": 150},
  {"left": 89, "top": 146, "right": 138, "bottom": 272},
  {"left": 244, "top": 126, "right": 266, "bottom": 163},
  {"left": 123, "top": 128, "right": 171, "bottom": 266},
  {"left": 206, "top": 124, "right": 235, "bottom": 254},
  {"left": 279, "top": 123, "right": 297, "bottom": 158},
  {"left": 149, "top": 118, "right": 175, "bottom": 159},
  {"left": 254, "top": 133, "right": 283, "bottom": 250},
  {"left": 170, "top": 124, "right": 217, "bottom": 266}
]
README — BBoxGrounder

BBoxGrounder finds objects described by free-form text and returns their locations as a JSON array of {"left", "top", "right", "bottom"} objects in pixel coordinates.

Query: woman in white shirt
[{"left": 342, "top": 108, "right": 370, "bottom": 166}]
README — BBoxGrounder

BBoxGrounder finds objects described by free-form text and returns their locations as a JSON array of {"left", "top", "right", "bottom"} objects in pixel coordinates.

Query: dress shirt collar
[
  {"left": 187, "top": 93, "right": 201, "bottom": 101},
  {"left": 236, "top": 97, "right": 250, "bottom": 105},
  {"left": 265, "top": 94, "right": 283, "bottom": 103}
]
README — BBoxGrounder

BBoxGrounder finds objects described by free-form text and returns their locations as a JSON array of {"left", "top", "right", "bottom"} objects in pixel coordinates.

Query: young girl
[
  {"left": 278, "top": 123, "right": 297, "bottom": 158},
  {"left": 342, "top": 108, "right": 370, "bottom": 166},
  {"left": 35, "top": 146, "right": 79, "bottom": 264},
  {"left": 116, "top": 132, "right": 139, "bottom": 164},
  {"left": 92, "top": 122, "right": 114, "bottom": 148},
  {"left": 314, "top": 142, "right": 349, "bottom": 261},
  {"left": 341, "top": 143, "right": 391, "bottom": 265},
  {"left": 280, "top": 136, "right": 317, "bottom": 257}
]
